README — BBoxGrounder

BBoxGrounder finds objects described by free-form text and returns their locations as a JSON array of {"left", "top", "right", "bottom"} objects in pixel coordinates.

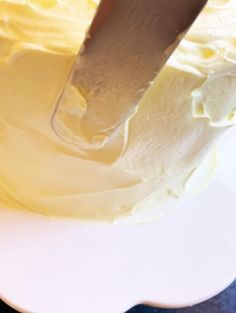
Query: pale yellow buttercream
[{"left": 0, "top": 0, "right": 235, "bottom": 222}]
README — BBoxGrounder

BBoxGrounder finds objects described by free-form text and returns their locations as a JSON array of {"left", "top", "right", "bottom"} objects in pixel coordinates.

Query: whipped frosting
[{"left": 0, "top": 0, "right": 235, "bottom": 223}]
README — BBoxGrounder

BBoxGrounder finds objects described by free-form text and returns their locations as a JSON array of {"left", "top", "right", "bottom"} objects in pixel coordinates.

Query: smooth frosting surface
[{"left": 0, "top": 0, "right": 235, "bottom": 222}]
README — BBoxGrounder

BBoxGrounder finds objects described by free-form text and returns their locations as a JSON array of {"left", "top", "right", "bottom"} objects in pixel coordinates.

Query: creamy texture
[{"left": 0, "top": 0, "right": 235, "bottom": 223}]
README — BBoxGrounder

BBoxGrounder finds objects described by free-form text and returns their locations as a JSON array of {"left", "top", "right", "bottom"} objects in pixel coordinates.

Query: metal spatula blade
[{"left": 54, "top": 0, "right": 207, "bottom": 147}]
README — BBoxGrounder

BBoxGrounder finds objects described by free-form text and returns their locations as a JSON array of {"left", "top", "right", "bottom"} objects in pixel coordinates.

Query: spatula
[{"left": 54, "top": 0, "right": 207, "bottom": 148}]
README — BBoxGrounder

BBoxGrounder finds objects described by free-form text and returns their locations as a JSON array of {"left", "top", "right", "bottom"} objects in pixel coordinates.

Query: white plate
[{"left": 0, "top": 127, "right": 236, "bottom": 313}]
